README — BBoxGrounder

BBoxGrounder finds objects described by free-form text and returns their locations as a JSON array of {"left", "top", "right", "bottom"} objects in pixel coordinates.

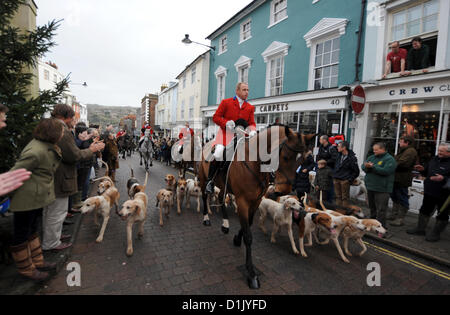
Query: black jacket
[
  {"left": 317, "top": 144, "right": 338, "bottom": 169},
  {"left": 294, "top": 154, "right": 315, "bottom": 193},
  {"left": 422, "top": 156, "right": 450, "bottom": 197},
  {"left": 332, "top": 150, "right": 360, "bottom": 182}
]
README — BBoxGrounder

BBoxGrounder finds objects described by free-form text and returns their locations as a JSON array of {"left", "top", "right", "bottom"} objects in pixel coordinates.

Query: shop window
[
  {"left": 318, "top": 110, "right": 342, "bottom": 136},
  {"left": 256, "top": 115, "right": 267, "bottom": 125},
  {"left": 298, "top": 112, "right": 318, "bottom": 135},
  {"left": 269, "top": 113, "right": 282, "bottom": 125},
  {"left": 282, "top": 112, "right": 299, "bottom": 131}
]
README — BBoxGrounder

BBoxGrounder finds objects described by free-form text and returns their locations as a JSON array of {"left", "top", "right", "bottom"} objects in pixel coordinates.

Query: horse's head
[{"left": 273, "top": 125, "right": 316, "bottom": 195}]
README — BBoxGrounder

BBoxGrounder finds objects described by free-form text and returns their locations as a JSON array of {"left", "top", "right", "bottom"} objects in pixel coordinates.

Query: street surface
[{"left": 38, "top": 153, "right": 450, "bottom": 295}]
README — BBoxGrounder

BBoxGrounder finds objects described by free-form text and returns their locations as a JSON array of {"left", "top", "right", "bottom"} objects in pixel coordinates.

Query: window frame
[
  {"left": 191, "top": 66, "right": 196, "bottom": 84},
  {"left": 240, "top": 18, "right": 252, "bottom": 44},
  {"left": 269, "top": 0, "right": 288, "bottom": 28},
  {"left": 266, "top": 53, "right": 285, "bottom": 97},
  {"left": 312, "top": 36, "right": 341, "bottom": 90},
  {"left": 219, "top": 35, "right": 228, "bottom": 55}
]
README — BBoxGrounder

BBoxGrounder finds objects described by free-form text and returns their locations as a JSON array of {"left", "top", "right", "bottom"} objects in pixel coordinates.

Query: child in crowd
[{"left": 314, "top": 159, "right": 333, "bottom": 201}]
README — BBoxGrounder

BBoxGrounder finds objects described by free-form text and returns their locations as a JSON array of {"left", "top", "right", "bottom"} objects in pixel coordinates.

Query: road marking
[{"left": 364, "top": 242, "right": 450, "bottom": 281}]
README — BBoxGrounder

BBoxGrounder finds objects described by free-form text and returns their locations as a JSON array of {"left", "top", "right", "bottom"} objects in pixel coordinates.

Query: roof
[
  {"left": 176, "top": 51, "right": 209, "bottom": 80},
  {"left": 206, "top": 0, "right": 265, "bottom": 41}
]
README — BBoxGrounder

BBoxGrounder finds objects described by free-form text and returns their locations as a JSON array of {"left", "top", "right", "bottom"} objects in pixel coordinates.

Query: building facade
[
  {"left": 176, "top": 51, "right": 211, "bottom": 138},
  {"left": 141, "top": 93, "right": 158, "bottom": 128},
  {"left": 155, "top": 82, "right": 178, "bottom": 138},
  {"left": 203, "top": 0, "right": 367, "bottom": 147},
  {"left": 354, "top": 0, "right": 450, "bottom": 211}
]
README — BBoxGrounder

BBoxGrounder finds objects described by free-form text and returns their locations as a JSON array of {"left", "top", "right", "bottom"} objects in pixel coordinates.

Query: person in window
[
  {"left": 383, "top": 41, "right": 408, "bottom": 79},
  {"left": 405, "top": 37, "right": 430, "bottom": 74}
]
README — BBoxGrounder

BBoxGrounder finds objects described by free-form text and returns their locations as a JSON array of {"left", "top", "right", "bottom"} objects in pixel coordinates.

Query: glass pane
[
  {"left": 392, "top": 25, "right": 404, "bottom": 41},
  {"left": 331, "top": 50, "right": 339, "bottom": 64},
  {"left": 330, "top": 76, "right": 338, "bottom": 88},
  {"left": 367, "top": 112, "right": 400, "bottom": 157},
  {"left": 408, "top": 6, "right": 421, "bottom": 22},
  {"left": 332, "top": 38, "right": 340, "bottom": 50},
  {"left": 315, "top": 68, "right": 322, "bottom": 79},
  {"left": 322, "top": 77, "right": 331, "bottom": 89},
  {"left": 423, "top": 15, "right": 438, "bottom": 32},
  {"left": 315, "top": 55, "right": 322, "bottom": 67},
  {"left": 316, "top": 43, "right": 324, "bottom": 55},
  {"left": 407, "top": 20, "right": 421, "bottom": 37},
  {"left": 314, "top": 80, "right": 322, "bottom": 90},
  {"left": 299, "top": 112, "right": 318, "bottom": 135},
  {"left": 393, "top": 12, "right": 406, "bottom": 26},
  {"left": 324, "top": 40, "right": 332, "bottom": 53},
  {"left": 424, "top": 0, "right": 439, "bottom": 16},
  {"left": 323, "top": 66, "right": 331, "bottom": 78},
  {"left": 331, "top": 65, "right": 339, "bottom": 76},
  {"left": 323, "top": 52, "right": 331, "bottom": 65},
  {"left": 318, "top": 110, "right": 341, "bottom": 135}
]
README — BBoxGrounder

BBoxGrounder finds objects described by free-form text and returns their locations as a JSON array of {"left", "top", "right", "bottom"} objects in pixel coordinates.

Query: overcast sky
[{"left": 36, "top": 0, "right": 253, "bottom": 107}]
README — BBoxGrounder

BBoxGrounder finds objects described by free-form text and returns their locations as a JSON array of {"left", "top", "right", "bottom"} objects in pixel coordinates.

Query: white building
[
  {"left": 176, "top": 51, "right": 210, "bottom": 138},
  {"left": 354, "top": 0, "right": 450, "bottom": 211},
  {"left": 155, "top": 82, "right": 178, "bottom": 138}
]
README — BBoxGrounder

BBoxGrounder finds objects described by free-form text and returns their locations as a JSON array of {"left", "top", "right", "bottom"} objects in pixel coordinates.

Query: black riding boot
[{"left": 206, "top": 160, "right": 221, "bottom": 194}]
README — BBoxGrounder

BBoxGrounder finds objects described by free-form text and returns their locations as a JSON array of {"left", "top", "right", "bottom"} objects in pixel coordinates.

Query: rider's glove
[
  {"left": 226, "top": 120, "right": 236, "bottom": 131},
  {"left": 249, "top": 130, "right": 257, "bottom": 138}
]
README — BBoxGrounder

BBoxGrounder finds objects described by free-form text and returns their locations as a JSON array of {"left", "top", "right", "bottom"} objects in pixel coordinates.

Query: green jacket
[
  {"left": 362, "top": 152, "right": 397, "bottom": 193},
  {"left": 9, "top": 139, "right": 62, "bottom": 212},
  {"left": 394, "top": 145, "right": 418, "bottom": 187}
]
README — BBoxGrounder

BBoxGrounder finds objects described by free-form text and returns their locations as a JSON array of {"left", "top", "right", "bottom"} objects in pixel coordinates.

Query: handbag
[{"left": 0, "top": 197, "right": 10, "bottom": 215}]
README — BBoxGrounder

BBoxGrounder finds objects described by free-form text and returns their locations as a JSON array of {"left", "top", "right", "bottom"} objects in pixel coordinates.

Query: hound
[
  {"left": 176, "top": 176, "right": 188, "bottom": 215},
  {"left": 342, "top": 219, "right": 386, "bottom": 257},
  {"left": 225, "top": 193, "right": 238, "bottom": 214},
  {"left": 118, "top": 172, "right": 148, "bottom": 257},
  {"left": 156, "top": 189, "right": 174, "bottom": 227},
  {"left": 258, "top": 197, "right": 304, "bottom": 255},
  {"left": 186, "top": 178, "right": 202, "bottom": 213},
  {"left": 126, "top": 167, "right": 146, "bottom": 199}
]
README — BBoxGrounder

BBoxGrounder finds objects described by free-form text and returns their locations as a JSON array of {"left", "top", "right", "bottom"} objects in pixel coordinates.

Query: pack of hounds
[{"left": 80, "top": 162, "right": 386, "bottom": 262}]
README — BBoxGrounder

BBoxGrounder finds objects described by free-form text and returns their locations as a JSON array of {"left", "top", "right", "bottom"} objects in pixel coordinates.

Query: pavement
[{"left": 0, "top": 153, "right": 449, "bottom": 295}]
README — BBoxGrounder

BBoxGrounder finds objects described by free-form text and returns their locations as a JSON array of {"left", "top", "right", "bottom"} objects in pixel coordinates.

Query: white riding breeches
[{"left": 213, "top": 144, "right": 225, "bottom": 160}]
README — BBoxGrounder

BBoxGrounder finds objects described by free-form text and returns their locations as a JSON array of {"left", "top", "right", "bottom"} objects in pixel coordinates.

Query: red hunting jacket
[
  {"left": 213, "top": 96, "right": 256, "bottom": 146},
  {"left": 178, "top": 127, "right": 194, "bottom": 145}
]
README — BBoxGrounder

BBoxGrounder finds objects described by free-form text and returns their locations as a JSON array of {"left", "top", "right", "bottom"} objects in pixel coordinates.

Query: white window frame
[
  {"left": 219, "top": 35, "right": 228, "bottom": 55},
  {"left": 44, "top": 70, "right": 49, "bottom": 80},
  {"left": 303, "top": 18, "right": 348, "bottom": 90},
  {"left": 182, "top": 76, "right": 186, "bottom": 89},
  {"left": 311, "top": 35, "right": 341, "bottom": 90},
  {"left": 240, "top": 19, "right": 252, "bottom": 44},
  {"left": 269, "top": 0, "right": 288, "bottom": 28},
  {"left": 189, "top": 96, "right": 195, "bottom": 119},
  {"left": 180, "top": 100, "right": 185, "bottom": 121},
  {"left": 262, "top": 41, "right": 289, "bottom": 97},
  {"left": 267, "top": 54, "right": 285, "bottom": 96},
  {"left": 215, "top": 66, "right": 228, "bottom": 104}
]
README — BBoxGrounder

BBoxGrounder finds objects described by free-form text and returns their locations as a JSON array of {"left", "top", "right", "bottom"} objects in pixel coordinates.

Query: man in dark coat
[
  {"left": 332, "top": 141, "right": 360, "bottom": 206},
  {"left": 389, "top": 136, "right": 418, "bottom": 226},
  {"left": 407, "top": 143, "right": 450, "bottom": 242},
  {"left": 294, "top": 152, "right": 315, "bottom": 200}
]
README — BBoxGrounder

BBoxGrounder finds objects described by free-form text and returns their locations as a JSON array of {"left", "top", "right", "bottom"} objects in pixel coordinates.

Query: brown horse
[
  {"left": 197, "top": 125, "right": 315, "bottom": 289},
  {"left": 174, "top": 134, "right": 202, "bottom": 178}
]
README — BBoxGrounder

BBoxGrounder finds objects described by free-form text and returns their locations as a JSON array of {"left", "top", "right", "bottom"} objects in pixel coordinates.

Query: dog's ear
[{"left": 311, "top": 213, "right": 318, "bottom": 223}]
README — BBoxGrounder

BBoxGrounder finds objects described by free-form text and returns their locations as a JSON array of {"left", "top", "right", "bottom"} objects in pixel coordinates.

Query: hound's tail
[
  {"left": 130, "top": 167, "right": 135, "bottom": 178},
  {"left": 99, "top": 160, "right": 109, "bottom": 177},
  {"left": 143, "top": 172, "right": 149, "bottom": 190},
  {"left": 319, "top": 191, "right": 327, "bottom": 211}
]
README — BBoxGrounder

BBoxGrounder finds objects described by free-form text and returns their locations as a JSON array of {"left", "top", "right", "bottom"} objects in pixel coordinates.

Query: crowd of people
[{"left": 0, "top": 99, "right": 449, "bottom": 282}]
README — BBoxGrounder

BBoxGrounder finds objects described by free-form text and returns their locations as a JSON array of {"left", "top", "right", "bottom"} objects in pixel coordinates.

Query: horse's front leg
[
  {"left": 202, "top": 193, "right": 211, "bottom": 226},
  {"left": 243, "top": 224, "right": 260, "bottom": 289}
]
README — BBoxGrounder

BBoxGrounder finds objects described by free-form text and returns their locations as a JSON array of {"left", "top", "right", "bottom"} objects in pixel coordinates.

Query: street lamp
[
  {"left": 71, "top": 82, "right": 88, "bottom": 87},
  {"left": 181, "top": 34, "right": 215, "bottom": 51}
]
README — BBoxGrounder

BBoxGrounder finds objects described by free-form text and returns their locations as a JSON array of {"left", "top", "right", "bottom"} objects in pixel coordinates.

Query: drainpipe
[{"left": 355, "top": 0, "right": 367, "bottom": 83}]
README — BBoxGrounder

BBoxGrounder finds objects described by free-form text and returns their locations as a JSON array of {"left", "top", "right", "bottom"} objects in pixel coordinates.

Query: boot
[
  {"left": 28, "top": 233, "right": 56, "bottom": 271},
  {"left": 72, "top": 191, "right": 83, "bottom": 209},
  {"left": 390, "top": 204, "right": 408, "bottom": 226},
  {"left": 387, "top": 203, "right": 399, "bottom": 221},
  {"left": 426, "top": 220, "right": 448, "bottom": 242},
  {"left": 10, "top": 242, "right": 49, "bottom": 281},
  {"left": 205, "top": 161, "right": 221, "bottom": 194},
  {"left": 406, "top": 213, "right": 430, "bottom": 235}
]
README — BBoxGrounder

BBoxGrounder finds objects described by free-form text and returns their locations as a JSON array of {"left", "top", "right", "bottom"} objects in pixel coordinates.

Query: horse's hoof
[
  {"left": 203, "top": 220, "right": 211, "bottom": 227},
  {"left": 221, "top": 226, "right": 229, "bottom": 234},
  {"left": 247, "top": 276, "right": 260, "bottom": 290},
  {"left": 233, "top": 235, "right": 242, "bottom": 247}
]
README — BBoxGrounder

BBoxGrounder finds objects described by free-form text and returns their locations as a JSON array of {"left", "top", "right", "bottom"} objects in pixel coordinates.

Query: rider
[
  {"left": 205, "top": 82, "right": 257, "bottom": 194},
  {"left": 116, "top": 128, "right": 126, "bottom": 139},
  {"left": 178, "top": 122, "right": 194, "bottom": 154},
  {"left": 141, "top": 122, "right": 154, "bottom": 137}
]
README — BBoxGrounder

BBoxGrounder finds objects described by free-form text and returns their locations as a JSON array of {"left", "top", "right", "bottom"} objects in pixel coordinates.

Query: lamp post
[
  {"left": 71, "top": 82, "right": 88, "bottom": 87},
  {"left": 181, "top": 34, "right": 215, "bottom": 51}
]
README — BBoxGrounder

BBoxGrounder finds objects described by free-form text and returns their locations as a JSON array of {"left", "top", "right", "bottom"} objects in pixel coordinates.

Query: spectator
[
  {"left": 104, "top": 132, "right": 119, "bottom": 182},
  {"left": 75, "top": 124, "right": 94, "bottom": 203},
  {"left": 101, "top": 124, "right": 113, "bottom": 167},
  {"left": 0, "top": 103, "right": 31, "bottom": 196},
  {"left": 383, "top": 41, "right": 408, "bottom": 79},
  {"left": 317, "top": 135, "right": 338, "bottom": 202},
  {"left": 407, "top": 143, "right": 450, "bottom": 242},
  {"left": 332, "top": 141, "right": 360, "bottom": 207},
  {"left": 362, "top": 142, "right": 397, "bottom": 238},
  {"left": 9, "top": 118, "right": 64, "bottom": 281},
  {"left": 388, "top": 136, "right": 418, "bottom": 226},
  {"left": 314, "top": 160, "right": 333, "bottom": 201},
  {"left": 406, "top": 37, "right": 430, "bottom": 74},
  {"left": 294, "top": 151, "right": 315, "bottom": 200},
  {"left": 42, "top": 105, "right": 104, "bottom": 252}
]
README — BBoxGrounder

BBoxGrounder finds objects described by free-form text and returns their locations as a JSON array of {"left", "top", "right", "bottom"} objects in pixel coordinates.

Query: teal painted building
[{"left": 202, "top": 0, "right": 367, "bottom": 145}]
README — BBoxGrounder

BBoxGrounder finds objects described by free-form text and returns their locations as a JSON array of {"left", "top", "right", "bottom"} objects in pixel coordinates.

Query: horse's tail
[{"left": 99, "top": 160, "right": 109, "bottom": 177}]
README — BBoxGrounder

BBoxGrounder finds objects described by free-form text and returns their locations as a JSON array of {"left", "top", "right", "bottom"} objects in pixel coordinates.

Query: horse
[
  {"left": 139, "top": 135, "right": 154, "bottom": 171},
  {"left": 197, "top": 125, "right": 315, "bottom": 289}
]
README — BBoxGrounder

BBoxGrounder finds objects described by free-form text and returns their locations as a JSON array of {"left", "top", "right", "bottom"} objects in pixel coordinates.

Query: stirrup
[{"left": 205, "top": 181, "right": 215, "bottom": 194}]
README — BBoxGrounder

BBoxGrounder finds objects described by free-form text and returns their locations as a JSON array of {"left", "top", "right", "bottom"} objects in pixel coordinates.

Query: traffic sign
[{"left": 352, "top": 85, "right": 366, "bottom": 114}]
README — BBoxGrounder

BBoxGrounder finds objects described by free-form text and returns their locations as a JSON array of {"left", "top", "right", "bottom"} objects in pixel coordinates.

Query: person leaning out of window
[
  {"left": 383, "top": 41, "right": 408, "bottom": 79},
  {"left": 405, "top": 37, "right": 430, "bottom": 75},
  {"left": 8, "top": 118, "right": 65, "bottom": 281}
]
